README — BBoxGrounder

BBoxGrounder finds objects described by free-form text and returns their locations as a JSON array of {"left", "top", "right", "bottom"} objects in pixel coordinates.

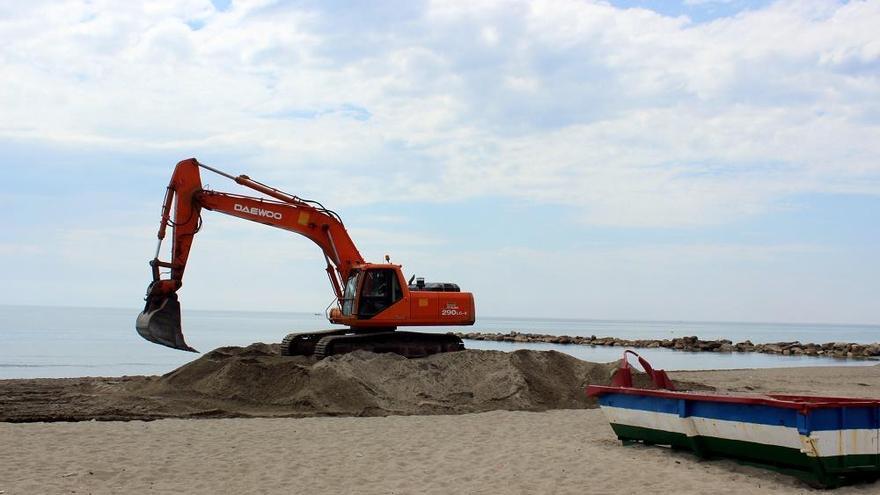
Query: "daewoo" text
[{"left": 234, "top": 203, "right": 283, "bottom": 220}]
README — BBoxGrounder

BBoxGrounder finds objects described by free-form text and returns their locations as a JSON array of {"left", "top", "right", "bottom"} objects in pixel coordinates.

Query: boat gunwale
[{"left": 587, "top": 385, "right": 880, "bottom": 410}]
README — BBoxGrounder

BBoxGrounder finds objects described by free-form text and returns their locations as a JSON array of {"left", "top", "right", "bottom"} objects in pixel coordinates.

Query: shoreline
[{"left": 456, "top": 332, "right": 880, "bottom": 359}]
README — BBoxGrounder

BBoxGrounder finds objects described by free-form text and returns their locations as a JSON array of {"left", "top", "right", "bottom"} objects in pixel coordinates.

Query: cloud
[
  {"left": 1, "top": 0, "right": 878, "bottom": 226},
  {"left": 683, "top": 0, "right": 735, "bottom": 5}
]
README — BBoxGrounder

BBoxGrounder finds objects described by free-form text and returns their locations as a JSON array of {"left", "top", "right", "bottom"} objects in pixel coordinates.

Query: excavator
[{"left": 136, "top": 158, "right": 475, "bottom": 359}]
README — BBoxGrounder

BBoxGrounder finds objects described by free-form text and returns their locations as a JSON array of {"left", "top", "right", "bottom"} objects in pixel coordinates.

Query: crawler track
[
  {"left": 280, "top": 329, "right": 349, "bottom": 356},
  {"left": 314, "top": 331, "right": 464, "bottom": 359}
]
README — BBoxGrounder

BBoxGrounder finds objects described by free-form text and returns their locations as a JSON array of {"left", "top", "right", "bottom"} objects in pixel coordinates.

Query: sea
[{"left": 1, "top": 305, "right": 879, "bottom": 379}]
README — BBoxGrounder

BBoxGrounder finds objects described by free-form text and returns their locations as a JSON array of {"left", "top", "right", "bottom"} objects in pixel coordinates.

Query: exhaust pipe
[{"left": 135, "top": 293, "right": 198, "bottom": 352}]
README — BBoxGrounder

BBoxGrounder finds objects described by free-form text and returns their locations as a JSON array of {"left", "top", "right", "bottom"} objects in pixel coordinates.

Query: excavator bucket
[{"left": 135, "top": 293, "right": 198, "bottom": 352}]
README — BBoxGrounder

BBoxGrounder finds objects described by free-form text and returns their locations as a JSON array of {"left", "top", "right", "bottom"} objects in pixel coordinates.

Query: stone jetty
[{"left": 453, "top": 332, "right": 880, "bottom": 359}]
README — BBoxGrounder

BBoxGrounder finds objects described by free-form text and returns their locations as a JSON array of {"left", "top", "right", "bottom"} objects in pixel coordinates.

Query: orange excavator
[{"left": 136, "top": 158, "right": 475, "bottom": 358}]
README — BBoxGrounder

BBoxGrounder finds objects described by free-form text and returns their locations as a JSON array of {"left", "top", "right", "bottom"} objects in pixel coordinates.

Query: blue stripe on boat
[
  {"left": 597, "top": 393, "right": 880, "bottom": 431},
  {"left": 598, "top": 393, "right": 680, "bottom": 415}
]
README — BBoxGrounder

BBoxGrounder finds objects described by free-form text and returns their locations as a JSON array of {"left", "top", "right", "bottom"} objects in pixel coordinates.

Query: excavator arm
[{"left": 137, "top": 158, "right": 365, "bottom": 352}]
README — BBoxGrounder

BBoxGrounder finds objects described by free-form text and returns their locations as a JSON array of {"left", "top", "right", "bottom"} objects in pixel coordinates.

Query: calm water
[{"left": 1, "top": 305, "right": 878, "bottom": 379}]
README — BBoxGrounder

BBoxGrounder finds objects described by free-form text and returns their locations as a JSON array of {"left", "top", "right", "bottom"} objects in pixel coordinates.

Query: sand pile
[
  {"left": 1, "top": 345, "right": 700, "bottom": 422},
  {"left": 144, "top": 343, "right": 624, "bottom": 416}
]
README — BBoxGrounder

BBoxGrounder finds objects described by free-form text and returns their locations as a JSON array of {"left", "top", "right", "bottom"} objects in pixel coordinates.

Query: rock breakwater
[{"left": 454, "top": 332, "right": 880, "bottom": 359}]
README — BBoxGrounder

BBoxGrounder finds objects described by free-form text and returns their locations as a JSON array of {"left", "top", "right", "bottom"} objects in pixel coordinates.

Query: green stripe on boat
[{"left": 609, "top": 423, "right": 880, "bottom": 487}]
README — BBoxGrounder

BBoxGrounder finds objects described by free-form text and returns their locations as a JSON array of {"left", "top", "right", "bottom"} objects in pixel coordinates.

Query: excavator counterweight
[{"left": 136, "top": 158, "right": 475, "bottom": 359}]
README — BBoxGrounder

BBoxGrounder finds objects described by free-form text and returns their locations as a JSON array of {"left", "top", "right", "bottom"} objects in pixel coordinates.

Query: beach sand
[
  {"left": 4, "top": 408, "right": 879, "bottom": 494},
  {"left": 2, "top": 355, "right": 880, "bottom": 494}
]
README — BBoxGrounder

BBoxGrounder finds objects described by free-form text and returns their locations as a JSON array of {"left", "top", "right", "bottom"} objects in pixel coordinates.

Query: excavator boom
[{"left": 136, "top": 158, "right": 474, "bottom": 356}]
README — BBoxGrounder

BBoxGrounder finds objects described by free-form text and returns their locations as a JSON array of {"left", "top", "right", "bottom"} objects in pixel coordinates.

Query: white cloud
[
  {"left": 1, "top": 0, "right": 878, "bottom": 227},
  {"left": 684, "top": 0, "right": 735, "bottom": 5}
]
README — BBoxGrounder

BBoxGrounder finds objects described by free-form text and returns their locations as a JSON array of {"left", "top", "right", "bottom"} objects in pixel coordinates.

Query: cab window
[
  {"left": 341, "top": 272, "right": 359, "bottom": 316},
  {"left": 358, "top": 268, "right": 402, "bottom": 317}
]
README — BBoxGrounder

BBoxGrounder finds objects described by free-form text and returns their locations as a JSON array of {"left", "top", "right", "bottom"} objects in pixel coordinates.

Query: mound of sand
[
  {"left": 144, "top": 344, "right": 623, "bottom": 416},
  {"left": 1, "top": 345, "right": 699, "bottom": 422}
]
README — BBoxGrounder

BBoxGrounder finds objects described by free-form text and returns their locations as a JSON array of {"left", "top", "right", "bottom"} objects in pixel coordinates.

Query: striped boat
[{"left": 587, "top": 351, "right": 880, "bottom": 488}]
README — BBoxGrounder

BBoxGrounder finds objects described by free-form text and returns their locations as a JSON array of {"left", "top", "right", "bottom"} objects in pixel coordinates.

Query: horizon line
[{"left": 1, "top": 303, "right": 877, "bottom": 329}]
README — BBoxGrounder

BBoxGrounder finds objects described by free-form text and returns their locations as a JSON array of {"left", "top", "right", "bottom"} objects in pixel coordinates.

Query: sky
[{"left": 0, "top": 0, "right": 878, "bottom": 324}]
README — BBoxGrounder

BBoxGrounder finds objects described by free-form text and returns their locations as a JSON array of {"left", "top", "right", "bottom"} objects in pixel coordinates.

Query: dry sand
[
  {"left": 9, "top": 409, "right": 880, "bottom": 495},
  {"left": 2, "top": 347, "right": 880, "bottom": 494},
  {"left": 674, "top": 365, "right": 880, "bottom": 398}
]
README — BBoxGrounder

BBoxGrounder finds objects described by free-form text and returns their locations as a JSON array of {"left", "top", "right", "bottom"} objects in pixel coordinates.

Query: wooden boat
[{"left": 587, "top": 350, "right": 880, "bottom": 487}]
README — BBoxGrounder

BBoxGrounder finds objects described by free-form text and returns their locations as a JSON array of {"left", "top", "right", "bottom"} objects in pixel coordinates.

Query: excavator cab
[
  {"left": 330, "top": 264, "right": 474, "bottom": 328},
  {"left": 339, "top": 268, "right": 404, "bottom": 319}
]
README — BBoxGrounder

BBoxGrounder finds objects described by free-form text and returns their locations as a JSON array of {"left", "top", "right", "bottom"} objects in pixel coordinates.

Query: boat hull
[{"left": 589, "top": 386, "right": 880, "bottom": 487}]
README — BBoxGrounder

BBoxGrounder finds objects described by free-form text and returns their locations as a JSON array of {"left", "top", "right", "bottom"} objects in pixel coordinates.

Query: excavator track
[
  {"left": 313, "top": 331, "right": 464, "bottom": 360},
  {"left": 280, "top": 329, "right": 349, "bottom": 356}
]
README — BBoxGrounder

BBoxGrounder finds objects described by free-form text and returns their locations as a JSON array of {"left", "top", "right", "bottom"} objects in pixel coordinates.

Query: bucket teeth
[{"left": 135, "top": 293, "right": 198, "bottom": 352}]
